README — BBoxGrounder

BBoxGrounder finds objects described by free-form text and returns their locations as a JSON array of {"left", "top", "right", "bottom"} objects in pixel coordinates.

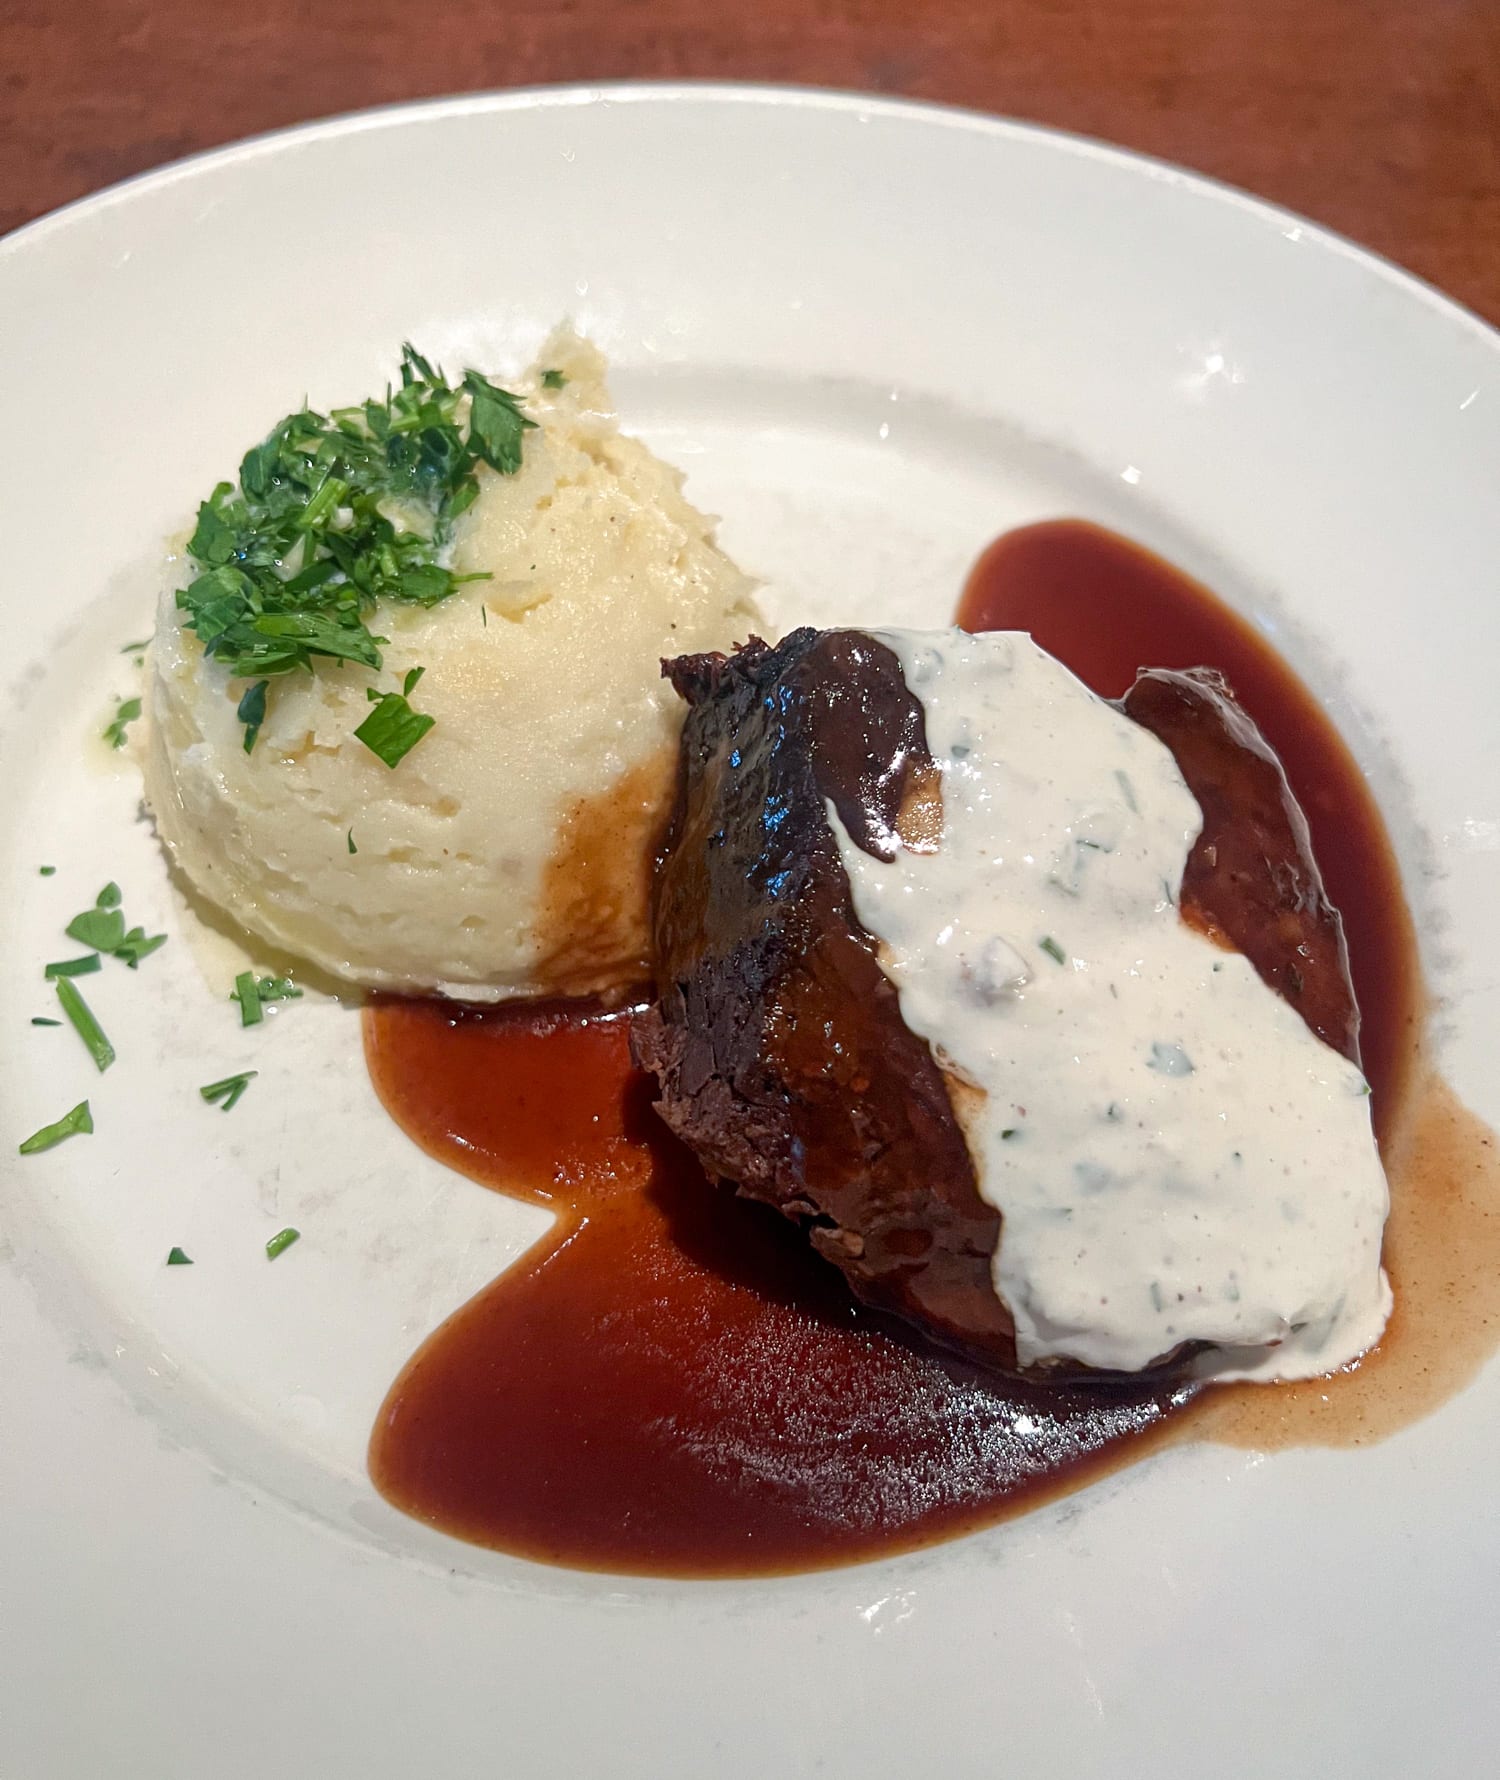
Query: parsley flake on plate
[
  {"left": 166, "top": 1247, "right": 194, "bottom": 1266},
  {"left": 19, "top": 1100, "right": 93, "bottom": 1155},
  {"left": 45, "top": 954, "right": 101, "bottom": 978},
  {"left": 232, "top": 970, "right": 263, "bottom": 1027},
  {"left": 231, "top": 973, "right": 301, "bottom": 1025},
  {"left": 65, "top": 906, "right": 125, "bottom": 952},
  {"left": 114, "top": 928, "right": 167, "bottom": 968},
  {"left": 102, "top": 695, "right": 142, "bottom": 750},
  {"left": 63, "top": 883, "right": 166, "bottom": 969},
  {"left": 200, "top": 1071, "right": 257, "bottom": 1111},
  {"left": 265, "top": 1227, "right": 301, "bottom": 1261},
  {"left": 55, "top": 977, "right": 115, "bottom": 1072},
  {"left": 255, "top": 976, "right": 302, "bottom": 1004},
  {"left": 178, "top": 345, "right": 535, "bottom": 753}
]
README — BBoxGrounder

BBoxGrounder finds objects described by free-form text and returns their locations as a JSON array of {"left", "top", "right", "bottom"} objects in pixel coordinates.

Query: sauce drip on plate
[
  {"left": 366, "top": 998, "right": 1186, "bottom": 1574},
  {"left": 367, "top": 517, "right": 1440, "bottom": 1576}
]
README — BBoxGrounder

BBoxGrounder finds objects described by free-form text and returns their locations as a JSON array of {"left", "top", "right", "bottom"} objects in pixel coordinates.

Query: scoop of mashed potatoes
[{"left": 143, "top": 330, "right": 759, "bottom": 999}]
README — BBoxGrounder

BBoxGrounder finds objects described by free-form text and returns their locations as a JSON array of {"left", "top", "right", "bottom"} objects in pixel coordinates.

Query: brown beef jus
[{"left": 632, "top": 628, "right": 1359, "bottom": 1379}]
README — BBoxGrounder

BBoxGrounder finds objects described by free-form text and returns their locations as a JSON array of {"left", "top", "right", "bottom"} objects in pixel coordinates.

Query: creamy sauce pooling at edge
[{"left": 829, "top": 628, "right": 1392, "bottom": 1379}]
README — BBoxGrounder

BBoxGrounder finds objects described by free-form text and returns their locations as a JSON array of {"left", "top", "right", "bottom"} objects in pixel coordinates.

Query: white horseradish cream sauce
[{"left": 827, "top": 629, "right": 1391, "bottom": 1380}]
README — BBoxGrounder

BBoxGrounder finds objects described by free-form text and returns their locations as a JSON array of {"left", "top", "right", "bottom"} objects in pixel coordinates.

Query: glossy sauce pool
[{"left": 367, "top": 518, "right": 1458, "bottom": 1578}]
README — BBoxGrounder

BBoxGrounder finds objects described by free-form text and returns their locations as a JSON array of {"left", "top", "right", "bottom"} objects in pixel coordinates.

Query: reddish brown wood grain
[{"left": 2, "top": 0, "right": 1498, "bottom": 323}]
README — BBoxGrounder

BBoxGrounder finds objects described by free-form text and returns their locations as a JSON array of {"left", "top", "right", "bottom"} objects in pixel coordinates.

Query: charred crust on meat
[{"left": 634, "top": 628, "right": 1013, "bottom": 1363}]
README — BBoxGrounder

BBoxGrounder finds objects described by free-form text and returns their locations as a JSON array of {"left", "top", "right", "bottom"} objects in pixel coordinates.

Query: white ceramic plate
[{"left": 2, "top": 85, "right": 1497, "bottom": 1779}]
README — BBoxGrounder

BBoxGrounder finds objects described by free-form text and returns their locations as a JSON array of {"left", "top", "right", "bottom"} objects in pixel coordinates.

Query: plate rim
[
  {"left": 4, "top": 77, "right": 1497, "bottom": 360},
  {"left": 3, "top": 75, "right": 1498, "bottom": 1780}
]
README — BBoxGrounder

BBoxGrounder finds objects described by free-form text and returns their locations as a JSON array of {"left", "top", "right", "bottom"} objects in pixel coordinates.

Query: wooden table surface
[{"left": 4, "top": 0, "right": 1499, "bottom": 325}]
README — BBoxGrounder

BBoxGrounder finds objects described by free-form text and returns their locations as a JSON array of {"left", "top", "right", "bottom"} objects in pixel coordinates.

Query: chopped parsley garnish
[
  {"left": 38, "top": 865, "right": 55, "bottom": 876},
  {"left": 237, "top": 679, "right": 269, "bottom": 754},
  {"left": 232, "top": 971, "right": 263, "bottom": 1026},
  {"left": 114, "top": 928, "right": 167, "bottom": 968},
  {"left": 55, "top": 977, "right": 115, "bottom": 1072},
  {"left": 200, "top": 1071, "right": 257, "bottom": 1111},
  {"left": 231, "top": 973, "right": 301, "bottom": 1024},
  {"left": 103, "top": 695, "right": 142, "bottom": 749},
  {"left": 45, "top": 955, "right": 101, "bottom": 978},
  {"left": 265, "top": 1226, "right": 301, "bottom": 1260},
  {"left": 346, "top": 828, "right": 357, "bottom": 854},
  {"left": 63, "top": 885, "right": 165, "bottom": 969},
  {"left": 1038, "top": 936, "right": 1067, "bottom": 966},
  {"left": 256, "top": 976, "right": 302, "bottom": 1003},
  {"left": 354, "top": 682, "right": 435, "bottom": 769},
  {"left": 66, "top": 905, "right": 125, "bottom": 951},
  {"left": 166, "top": 1246, "right": 193, "bottom": 1265},
  {"left": 540, "top": 368, "right": 567, "bottom": 390},
  {"left": 31, "top": 1016, "right": 61, "bottom": 1027},
  {"left": 121, "top": 638, "right": 151, "bottom": 655},
  {"left": 178, "top": 345, "right": 534, "bottom": 752},
  {"left": 462, "top": 370, "right": 535, "bottom": 473},
  {"left": 19, "top": 1099, "right": 93, "bottom": 1155}
]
